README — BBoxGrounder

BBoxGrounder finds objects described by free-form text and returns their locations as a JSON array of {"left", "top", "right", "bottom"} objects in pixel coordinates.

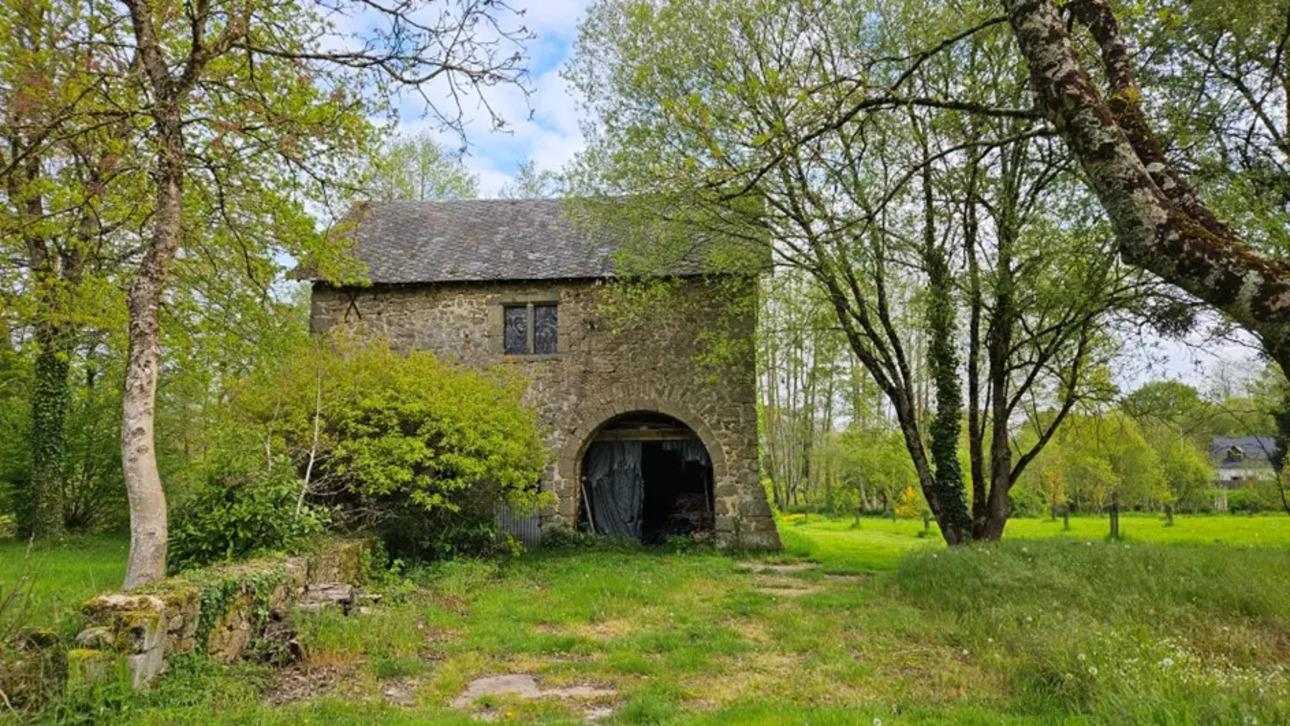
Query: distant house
[
  {"left": 305, "top": 199, "right": 780, "bottom": 549},
  {"left": 1209, "top": 436, "right": 1278, "bottom": 489},
  {"left": 1209, "top": 436, "right": 1279, "bottom": 511}
]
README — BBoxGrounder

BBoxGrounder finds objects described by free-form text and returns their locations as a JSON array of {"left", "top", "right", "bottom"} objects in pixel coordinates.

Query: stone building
[{"left": 308, "top": 199, "right": 780, "bottom": 550}]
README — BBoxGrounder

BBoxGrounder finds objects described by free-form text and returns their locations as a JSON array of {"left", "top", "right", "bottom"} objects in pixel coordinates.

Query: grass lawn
[
  {"left": 776, "top": 511, "right": 1290, "bottom": 571},
  {"left": 33, "top": 512, "right": 1278, "bottom": 725},
  {"left": 0, "top": 534, "right": 128, "bottom": 636}
]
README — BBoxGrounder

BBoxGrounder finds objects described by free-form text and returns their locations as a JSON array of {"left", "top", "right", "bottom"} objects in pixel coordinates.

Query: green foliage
[
  {"left": 819, "top": 427, "right": 920, "bottom": 516},
  {"left": 168, "top": 458, "right": 327, "bottom": 573},
  {"left": 1227, "top": 483, "right": 1284, "bottom": 515},
  {"left": 60, "top": 356, "right": 126, "bottom": 531},
  {"left": 361, "top": 131, "right": 479, "bottom": 202},
  {"left": 540, "top": 522, "right": 600, "bottom": 549},
  {"left": 1016, "top": 413, "right": 1167, "bottom": 512},
  {"left": 1155, "top": 433, "right": 1215, "bottom": 511},
  {"left": 52, "top": 652, "right": 268, "bottom": 723},
  {"left": 48, "top": 665, "right": 137, "bottom": 725},
  {"left": 231, "top": 336, "right": 549, "bottom": 560}
]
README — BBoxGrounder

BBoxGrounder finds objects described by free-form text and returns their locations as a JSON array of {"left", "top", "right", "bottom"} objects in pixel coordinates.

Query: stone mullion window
[{"left": 500, "top": 299, "right": 559, "bottom": 356}]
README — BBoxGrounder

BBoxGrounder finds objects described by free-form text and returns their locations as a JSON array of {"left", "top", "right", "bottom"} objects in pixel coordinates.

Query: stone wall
[
  {"left": 69, "top": 540, "right": 368, "bottom": 689},
  {"left": 310, "top": 277, "right": 780, "bottom": 550}
]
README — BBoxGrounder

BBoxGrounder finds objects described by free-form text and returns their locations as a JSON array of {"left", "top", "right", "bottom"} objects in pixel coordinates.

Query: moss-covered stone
[
  {"left": 65, "top": 648, "right": 122, "bottom": 689},
  {"left": 206, "top": 592, "right": 254, "bottom": 663},
  {"left": 307, "top": 539, "right": 368, "bottom": 584},
  {"left": 79, "top": 593, "right": 165, "bottom": 655},
  {"left": 70, "top": 541, "right": 369, "bottom": 692}
]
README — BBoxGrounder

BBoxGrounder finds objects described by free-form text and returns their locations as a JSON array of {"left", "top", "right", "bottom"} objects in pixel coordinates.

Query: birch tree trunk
[{"left": 121, "top": 121, "right": 182, "bottom": 587}]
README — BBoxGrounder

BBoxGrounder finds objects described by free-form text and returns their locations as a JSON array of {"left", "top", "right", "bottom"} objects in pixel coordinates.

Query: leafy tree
[
  {"left": 1002, "top": 0, "right": 1290, "bottom": 405},
  {"left": 826, "top": 426, "right": 920, "bottom": 517},
  {"left": 1032, "top": 413, "right": 1167, "bottom": 512},
  {"left": 499, "top": 159, "right": 560, "bottom": 199},
  {"left": 1122, "top": 381, "right": 1208, "bottom": 431},
  {"left": 758, "top": 270, "right": 846, "bottom": 510},
  {"left": 569, "top": 0, "right": 1150, "bottom": 543},
  {"left": 1155, "top": 434, "right": 1214, "bottom": 512},
  {"left": 0, "top": 0, "right": 144, "bottom": 539},
  {"left": 24, "top": 0, "right": 533, "bottom": 587},
  {"left": 363, "top": 131, "right": 478, "bottom": 202}
]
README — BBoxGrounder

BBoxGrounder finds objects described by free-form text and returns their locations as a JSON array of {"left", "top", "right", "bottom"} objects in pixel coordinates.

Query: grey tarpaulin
[
  {"left": 661, "top": 440, "right": 710, "bottom": 467},
  {"left": 584, "top": 441, "right": 644, "bottom": 539}
]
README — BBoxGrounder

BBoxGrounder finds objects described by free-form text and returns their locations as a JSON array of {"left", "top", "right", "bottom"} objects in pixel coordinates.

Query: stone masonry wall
[
  {"left": 69, "top": 540, "right": 369, "bottom": 689},
  {"left": 310, "top": 277, "right": 780, "bottom": 550}
]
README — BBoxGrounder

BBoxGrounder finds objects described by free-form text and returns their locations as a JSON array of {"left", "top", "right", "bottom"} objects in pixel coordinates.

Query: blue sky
[{"left": 396, "top": 1, "right": 592, "bottom": 196}]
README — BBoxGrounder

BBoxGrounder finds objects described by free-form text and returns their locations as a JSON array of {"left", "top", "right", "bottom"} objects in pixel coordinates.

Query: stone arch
[{"left": 556, "top": 397, "right": 728, "bottom": 491}]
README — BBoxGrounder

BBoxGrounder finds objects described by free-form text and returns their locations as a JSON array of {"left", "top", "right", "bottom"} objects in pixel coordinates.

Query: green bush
[
  {"left": 168, "top": 458, "right": 327, "bottom": 573},
  {"left": 1226, "top": 488, "right": 1256, "bottom": 513},
  {"left": 1007, "top": 482, "right": 1046, "bottom": 518},
  {"left": 1224, "top": 484, "right": 1281, "bottom": 515},
  {"left": 232, "top": 336, "right": 549, "bottom": 561},
  {"left": 540, "top": 522, "right": 599, "bottom": 549}
]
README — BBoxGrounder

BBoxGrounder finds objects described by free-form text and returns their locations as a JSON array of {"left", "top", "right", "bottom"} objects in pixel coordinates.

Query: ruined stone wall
[
  {"left": 70, "top": 540, "right": 370, "bottom": 689},
  {"left": 310, "top": 277, "right": 779, "bottom": 549}
]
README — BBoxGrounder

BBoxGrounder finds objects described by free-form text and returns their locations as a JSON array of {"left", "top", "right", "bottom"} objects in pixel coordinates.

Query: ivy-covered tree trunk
[
  {"left": 27, "top": 322, "right": 70, "bottom": 539},
  {"left": 921, "top": 161, "right": 973, "bottom": 544}
]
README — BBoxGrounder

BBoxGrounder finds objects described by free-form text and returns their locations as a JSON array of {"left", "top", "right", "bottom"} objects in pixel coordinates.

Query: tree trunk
[
  {"left": 28, "top": 325, "right": 69, "bottom": 539},
  {"left": 963, "top": 179, "right": 987, "bottom": 518},
  {"left": 1003, "top": 0, "right": 1290, "bottom": 366},
  {"left": 121, "top": 121, "right": 183, "bottom": 589},
  {"left": 920, "top": 143, "right": 974, "bottom": 543}
]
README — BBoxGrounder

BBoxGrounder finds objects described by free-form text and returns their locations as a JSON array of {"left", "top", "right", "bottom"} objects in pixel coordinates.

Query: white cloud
[{"left": 389, "top": 1, "right": 592, "bottom": 196}]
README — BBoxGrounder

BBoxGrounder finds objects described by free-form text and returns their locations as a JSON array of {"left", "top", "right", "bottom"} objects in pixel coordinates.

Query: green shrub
[
  {"left": 1227, "top": 488, "right": 1255, "bottom": 513},
  {"left": 232, "top": 336, "right": 549, "bottom": 561},
  {"left": 1007, "top": 483, "right": 1045, "bottom": 518},
  {"left": 540, "top": 522, "right": 598, "bottom": 549},
  {"left": 168, "top": 458, "right": 327, "bottom": 573}
]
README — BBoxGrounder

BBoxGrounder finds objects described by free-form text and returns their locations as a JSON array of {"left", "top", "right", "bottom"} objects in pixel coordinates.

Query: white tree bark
[{"left": 121, "top": 147, "right": 180, "bottom": 589}]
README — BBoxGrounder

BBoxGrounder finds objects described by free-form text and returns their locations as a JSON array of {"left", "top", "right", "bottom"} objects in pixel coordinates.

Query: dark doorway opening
[{"left": 578, "top": 413, "right": 714, "bottom": 544}]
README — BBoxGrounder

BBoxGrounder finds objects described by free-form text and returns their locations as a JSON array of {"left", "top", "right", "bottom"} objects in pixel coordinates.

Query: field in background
[{"left": 778, "top": 511, "right": 1290, "bottom": 571}]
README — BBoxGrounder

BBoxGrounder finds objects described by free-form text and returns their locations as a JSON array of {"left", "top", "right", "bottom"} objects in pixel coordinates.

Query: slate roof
[
  {"left": 319, "top": 199, "right": 710, "bottom": 284},
  {"left": 1209, "top": 436, "right": 1278, "bottom": 468}
]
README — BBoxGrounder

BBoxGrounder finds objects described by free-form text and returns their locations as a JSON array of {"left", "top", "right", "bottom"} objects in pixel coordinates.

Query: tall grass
[
  {"left": 0, "top": 534, "right": 127, "bottom": 635},
  {"left": 898, "top": 539, "right": 1290, "bottom": 722}
]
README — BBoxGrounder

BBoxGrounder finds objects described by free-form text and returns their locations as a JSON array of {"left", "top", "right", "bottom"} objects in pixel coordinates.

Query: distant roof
[
  {"left": 316, "top": 198, "right": 712, "bottom": 284},
  {"left": 1209, "top": 436, "right": 1278, "bottom": 468}
]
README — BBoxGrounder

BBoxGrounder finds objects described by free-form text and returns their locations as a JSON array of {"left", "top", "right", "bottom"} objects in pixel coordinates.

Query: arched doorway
[{"left": 576, "top": 411, "right": 715, "bottom": 543}]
